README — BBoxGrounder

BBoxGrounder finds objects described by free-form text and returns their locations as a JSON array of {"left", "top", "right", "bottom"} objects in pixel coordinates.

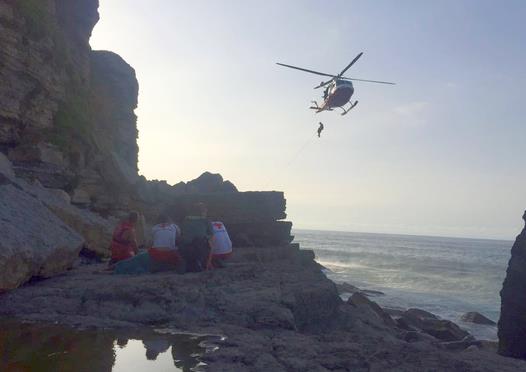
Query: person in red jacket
[{"left": 110, "top": 212, "right": 139, "bottom": 264}]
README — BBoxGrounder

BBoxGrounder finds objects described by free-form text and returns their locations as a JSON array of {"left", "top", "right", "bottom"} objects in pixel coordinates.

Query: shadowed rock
[
  {"left": 348, "top": 292, "right": 396, "bottom": 327},
  {"left": 461, "top": 312, "right": 496, "bottom": 326},
  {"left": 498, "top": 211, "right": 526, "bottom": 358}
]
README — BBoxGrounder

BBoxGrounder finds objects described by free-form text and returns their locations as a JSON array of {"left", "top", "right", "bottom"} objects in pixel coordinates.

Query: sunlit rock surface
[{"left": 0, "top": 181, "right": 84, "bottom": 291}]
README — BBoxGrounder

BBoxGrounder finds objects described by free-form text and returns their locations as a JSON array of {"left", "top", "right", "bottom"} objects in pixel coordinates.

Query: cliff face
[
  {"left": 0, "top": 0, "right": 99, "bottom": 187},
  {"left": 498, "top": 211, "right": 526, "bottom": 358},
  {"left": 0, "top": 0, "right": 140, "bottom": 211},
  {"left": 0, "top": 0, "right": 292, "bottom": 290}
]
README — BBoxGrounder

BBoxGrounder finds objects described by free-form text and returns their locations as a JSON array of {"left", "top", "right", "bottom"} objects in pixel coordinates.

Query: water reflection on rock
[{"left": 0, "top": 320, "right": 215, "bottom": 372}]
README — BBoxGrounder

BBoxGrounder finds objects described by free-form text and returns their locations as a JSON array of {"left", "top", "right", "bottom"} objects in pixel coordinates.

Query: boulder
[
  {"left": 461, "top": 312, "right": 496, "bottom": 326},
  {"left": 440, "top": 335, "right": 476, "bottom": 351},
  {"left": 348, "top": 292, "right": 396, "bottom": 327},
  {"left": 17, "top": 179, "right": 115, "bottom": 257},
  {"left": 420, "top": 319, "right": 470, "bottom": 342},
  {"left": 46, "top": 188, "right": 71, "bottom": 204},
  {"left": 361, "top": 289, "right": 385, "bottom": 297},
  {"left": 0, "top": 183, "right": 84, "bottom": 291},
  {"left": 336, "top": 282, "right": 360, "bottom": 294},
  {"left": 383, "top": 307, "right": 405, "bottom": 318},
  {"left": 0, "top": 152, "right": 15, "bottom": 179},
  {"left": 401, "top": 308, "right": 438, "bottom": 328},
  {"left": 400, "top": 308, "right": 470, "bottom": 341},
  {"left": 498, "top": 211, "right": 526, "bottom": 358},
  {"left": 71, "top": 187, "right": 91, "bottom": 205}
]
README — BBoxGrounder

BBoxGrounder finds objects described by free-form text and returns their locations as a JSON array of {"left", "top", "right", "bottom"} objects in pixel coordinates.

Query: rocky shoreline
[{"left": 2, "top": 244, "right": 525, "bottom": 371}]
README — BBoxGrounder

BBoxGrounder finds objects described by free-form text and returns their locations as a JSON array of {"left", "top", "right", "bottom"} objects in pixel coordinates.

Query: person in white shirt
[
  {"left": 148, "top": 214, "right": 184, "bottom": 273},
  {"left": 208, "top": 221, "right": 232, "bottom": 268}
]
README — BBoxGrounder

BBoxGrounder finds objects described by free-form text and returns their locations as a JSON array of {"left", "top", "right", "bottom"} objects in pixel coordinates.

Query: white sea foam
[{"left": 294, "top": 229, "right": 512, "bottom": 340}]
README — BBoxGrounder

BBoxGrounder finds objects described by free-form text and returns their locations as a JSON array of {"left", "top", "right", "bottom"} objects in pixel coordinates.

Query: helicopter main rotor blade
[
  {"left": 337, "top": 52, "right": 363, "bottom": 77},
  {"left": 340, "top": 76, "right": 396, "bottom": 85},
  {"left": 276, "top": 63, "right": 335, "bottom": 78}
]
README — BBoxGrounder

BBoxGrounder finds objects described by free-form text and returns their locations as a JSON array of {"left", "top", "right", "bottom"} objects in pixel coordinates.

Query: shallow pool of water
[{"left": 0, "top": 319, "right": 219, "bottom": 371}]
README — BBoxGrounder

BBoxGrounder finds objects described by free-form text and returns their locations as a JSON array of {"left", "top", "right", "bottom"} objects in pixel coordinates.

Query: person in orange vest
[{"left": 110, "top": 211, "right": 139, "bottom": 264}]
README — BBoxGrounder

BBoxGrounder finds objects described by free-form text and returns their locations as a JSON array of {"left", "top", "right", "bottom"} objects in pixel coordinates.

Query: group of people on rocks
[{"left": 109, "top": 202, "right": 232, "bottom": 274}]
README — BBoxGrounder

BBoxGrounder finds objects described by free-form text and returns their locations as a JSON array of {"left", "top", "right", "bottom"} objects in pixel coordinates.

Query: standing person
[
  {"left": 149, "top": 214, "right": 184, "bottom": 273},
  {"left": 317, "top": 122, "right": 324, "bottom": 138},
  {"left": 209, "top": 221, "right": 232, "bottom": 268},
  {"left": 179, "top": 202, "right": 213, "bottom": 272},
  {"left": 110, "top": 211, "right": 139, "bottom": 264}
]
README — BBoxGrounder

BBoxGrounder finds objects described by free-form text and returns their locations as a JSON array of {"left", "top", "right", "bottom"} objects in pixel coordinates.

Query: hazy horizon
[
  {"left": 90, "top": 0, "right": 526, "bottom": 240},
  {"left": 292, "top": 226, "right": 515, "bottom": 243}
]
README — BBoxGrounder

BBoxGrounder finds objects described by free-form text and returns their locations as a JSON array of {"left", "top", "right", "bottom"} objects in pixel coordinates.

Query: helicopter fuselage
[{"left": 324, "top": 79, "right": 354, "bottom": 108}]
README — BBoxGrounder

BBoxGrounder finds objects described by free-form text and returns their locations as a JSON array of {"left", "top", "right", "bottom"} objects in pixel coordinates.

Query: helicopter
[{"left": 277, "top": 52, "right": 395, "bottom": 116}]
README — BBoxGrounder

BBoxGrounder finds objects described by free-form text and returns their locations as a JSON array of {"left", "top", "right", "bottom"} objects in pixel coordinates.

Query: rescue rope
[{"left": 261, "top": 130, "right": 317, "bottom": 189}]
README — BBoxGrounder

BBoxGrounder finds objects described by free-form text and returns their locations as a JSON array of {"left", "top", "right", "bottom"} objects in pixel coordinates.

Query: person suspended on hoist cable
[{"left": 317, "top": 122, "right": 324, "bottom": 138}]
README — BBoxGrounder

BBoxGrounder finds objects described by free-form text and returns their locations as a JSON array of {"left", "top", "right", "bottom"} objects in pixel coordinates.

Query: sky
[{"left": 90, "top": 0, "right": 526, "bottom": 240}]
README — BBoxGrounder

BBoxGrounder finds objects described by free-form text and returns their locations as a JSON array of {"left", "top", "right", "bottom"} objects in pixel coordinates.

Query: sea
[{"left": 293, "top": 229, "right": 514, "bottom": 341}]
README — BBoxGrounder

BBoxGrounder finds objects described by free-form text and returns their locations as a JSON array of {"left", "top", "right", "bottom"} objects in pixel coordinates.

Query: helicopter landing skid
[
  {"left": 310, "top": 101, "right": 333, "bottom": 112},
  {"left": 341, "top": 101, "right": 359, "bottom": 116}
]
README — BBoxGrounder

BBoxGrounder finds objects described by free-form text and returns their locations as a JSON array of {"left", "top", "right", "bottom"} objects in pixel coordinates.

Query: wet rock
[
  {"left": 420, "top": 319, "right": 470, "bottom": 342},
  {"left": 361, "top": 289, "right": 385, "bottom": 297},
  {"left": 400, "top": 308, "right": 470, "bottom": 341},
  {"left": 461, "top": 311, "right": 496, "bottom": 326},
  {"left": 336, "top": 282, "right": 360, "bottom": 294},
  {"left": 396, "top": 317, "right": 417, "bottom": 331},
  {"left": 348, "top": 292, "right": 396, "bottom": 327},
  {"left": 401, "top": 308, "right": 438, "bottom": 328},
  {"left": 440, "top": 335, "right": 476, "bottom": 351},
  {"left": 336, "top": 282, "right": 385, "bottom": 299},
  {"left": 383, "top": 307, "right": 405, "bottom": 318},
  {"left": 403, "top": 330, "right": 437, "bottom": 343},
  {"left": 498, "top": 210, "right": 526, "bottom": 358}
]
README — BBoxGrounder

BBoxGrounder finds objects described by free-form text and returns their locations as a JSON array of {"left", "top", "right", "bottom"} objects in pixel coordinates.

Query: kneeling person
[
  {"left": 179, "top": 202, "right": 213, "bottom": 272},
  {"left": 209, "top": 221, "right": 232, "bottom": 268},
  {"left": 149, "top": 215, "right": 184, "bottom": 273},
  {"left": 110, "top": 211, "right": 139, "bottom": 265}
]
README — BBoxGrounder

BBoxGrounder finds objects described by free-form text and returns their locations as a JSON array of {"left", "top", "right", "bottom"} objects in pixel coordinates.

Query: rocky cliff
[
  {"left": 498, "top": 211, "right": 526, "bottom": 358},
  {"left": 0, "top": 0, "right": 291, "bottom": 291}
]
